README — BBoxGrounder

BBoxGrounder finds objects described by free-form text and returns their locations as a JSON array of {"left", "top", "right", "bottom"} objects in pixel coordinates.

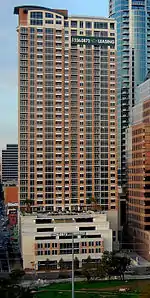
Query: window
[
  {"left": 79, "top": 226, "right": 95, "bottom": 231},
  {"left": 96, "top": 248, "right": 100, "bottom": 253},
  {"left": 89, "top": 249, "right": 94, "bottom": 253},
  {"left": 37, "top": 243, "right": 43, "bottom": 249},
  {"left": 30, "top": 12, "right": 43, "bottom": 26},
  {"left": 52, "top": 250, "right": 57, "bottom": 255},
  {"left": 37, "top": 251, "right": 43, "bottom": 255},
  {"left": 56, "top": 15, "right": 61, "bottom": 19},
  {"left": 45, "top": 28, "right": 53, "bottom": 34},
  {"left": 64, "top": 21, "right": 68, "bottom": 27},
  {"left": 86, "top": 22, "right": 92, "bottom": 29},
  {"left": 45, "top": 250, "right": 50, "bottom": 255},
  {"left": 71, "top": 21, "right": 77, "bottom": 28},
  {"left": 45, "top": 243, "right": 50, "bottom": 248},
  {"left": 56, "top": 20, "right": 62, "bottom": 25},
  {"left": 30, "top": 19, "right": 43, "bottom": 26},
  {"left": 80, "top": 21, "right": 84, "bottom": 28},
  {"left": 110, "top": 23, "right": 114, "bottom": 29},
  {"left": 94, "top": 22, "right": 108, "bottom": 29},
  {"left": 46, "top": 20, "right": 53, "bottom": 24},
  {"left": 37, "top": 228, "right": 54, "bottom": 232},
  {"left": 37, "top": 28, "right": 43, "bottom": 32},
  {"left": 96, "top": 241, "right": 100, "bottom": 246},
  {"left": 45, "top": 13, "right": 53, "bottom": 18}
]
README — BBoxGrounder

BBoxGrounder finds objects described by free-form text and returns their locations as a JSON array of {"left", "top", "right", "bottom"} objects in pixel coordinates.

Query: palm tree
[
  {"left": 88, "top": 197, "right": 102, "bottom": 212},
  {"left": 24, "top": 199, "right": 31, "bottom": 213}
]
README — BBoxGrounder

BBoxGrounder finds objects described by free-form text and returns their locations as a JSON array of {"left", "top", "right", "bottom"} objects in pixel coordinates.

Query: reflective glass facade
[{"left": 109, "top": 0, "right": 150, "bottom": 187}]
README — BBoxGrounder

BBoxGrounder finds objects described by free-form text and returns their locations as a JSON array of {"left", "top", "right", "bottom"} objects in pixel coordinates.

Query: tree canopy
[
  {"left": 81, "top": 251, "right": 130, "bottom": 281},
  {"left": 0, "top": 269, "right": 34, "bottom": 298}
]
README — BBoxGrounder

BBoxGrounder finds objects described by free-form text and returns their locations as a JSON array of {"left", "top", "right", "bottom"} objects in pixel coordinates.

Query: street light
[
  {"left": 50, "top": 231, "right": 86, "bottom": 298},
  {"left": 72, "top": 233, "right": 74, "bottom": 298}
]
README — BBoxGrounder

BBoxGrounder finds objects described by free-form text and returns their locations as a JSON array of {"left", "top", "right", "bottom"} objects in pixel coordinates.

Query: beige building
[
  {"left": 20, "top": 212, "right": 113, "bottom": 270},
  {"left": 14, "top": 5, "right": 118, "bottom": 212}
]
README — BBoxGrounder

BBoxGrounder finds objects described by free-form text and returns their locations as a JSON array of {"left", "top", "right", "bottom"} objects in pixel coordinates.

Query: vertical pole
[
  {"left": 72, "top": 234, "right": 74, "bottom": 298},
  {"left": 0, "top": 260, "right": 2, "bottom": 272},
  {"left": 6, "top": 250, "right": 10, "bottom": 273},
  {"left": 34, "top": 263, "right": 37, "bottom": 281}
]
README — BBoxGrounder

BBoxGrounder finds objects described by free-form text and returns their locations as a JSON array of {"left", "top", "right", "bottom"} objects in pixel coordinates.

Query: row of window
[
  {"left": 36, "top": 247, "right": 102, "bottom": 256},
  {"left": 29, "top": 12, "right": 114, "bottom": 29}
]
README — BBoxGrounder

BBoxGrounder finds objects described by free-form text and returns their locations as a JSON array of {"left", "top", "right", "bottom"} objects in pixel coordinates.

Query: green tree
[
  {"left": 9, "top": 269, "right": 25, "bottom": 283},
  {"left": 101, "top": 251, "right": 130, "bottom": 281},
  {"left": 97, "top": 261, "right": 106, "bottom": 279},
  {"left": 114, "top": 255, "right": 130, "bottom": 280},
  {"left": 45, "top": 258, "right": 51, "bottom": 271},
  {"left": 59, "top": 258, "right": 65, "bottom": 271},
  {"left": 81, "top": 256, "right": 93, "bottom": 282},
  {"left": 101, "top": 251, "right": 115, "bottom": 280},
  {"left": 0, "top": 276, "right": 34, "bottom": 298},
  {"left": 81, "top": 252, "right": 130, "bottom": 282},
  {"left": 74, "top": 257, "right": 79, "bottom": 270}
]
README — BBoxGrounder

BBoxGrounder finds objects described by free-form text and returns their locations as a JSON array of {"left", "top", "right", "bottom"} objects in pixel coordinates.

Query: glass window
[
  {"left": 80, "top": 21, "right": 84, "bottom": 28},
  {"left": 45, "top": 12, "right": 53, "bottom": 18},
  {"left": 94, "top": 22, "right": 108, "bottom": 29},
  {"left": 30, "top": 28, "right": 35, "bottom": 33},
  {"left": 30, "top": 20, "right": 43, "bottom": 26},
  {"left": 37, "top": 28, "right": 43, "bottom": 32},
  {"left": 30, "top": 12, "right": 43, "bottom": 19},
  {"left": 71, "top": 21, "right": 77, "bottom": 28},
  {"left": 64, "top": 21, "right": 68, "bottom": 27},
  {"left": 45, "top": 28, "right": 53, "bottom": 34},
  {"left": 86, "top": 21, "right": 92, "bottom": 29},
  {"left": 56, "top": 20, "right": 62, "bottom": 25},
  {"left": 46, "top": 20, "right": 53, "bottom": 24},
  {"left": 110, "top": 23, "right": 114, "bottom": 29}
]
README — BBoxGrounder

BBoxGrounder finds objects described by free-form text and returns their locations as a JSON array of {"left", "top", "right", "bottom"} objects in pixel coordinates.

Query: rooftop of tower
[
  {"left": 14, "top": 5, "right": 115, "bottom": 21},
  {"left": 14, "top": 5, "right": 68, "bottom": 18}
]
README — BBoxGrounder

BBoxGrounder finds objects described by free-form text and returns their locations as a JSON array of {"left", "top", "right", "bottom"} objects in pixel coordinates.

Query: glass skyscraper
[{"left": 109, "top": 0, "right": 150, "bottom": 188}]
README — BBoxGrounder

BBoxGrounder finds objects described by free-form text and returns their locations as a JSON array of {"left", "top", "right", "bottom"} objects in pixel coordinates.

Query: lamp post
[
  {"left": 50, "top": 231, "right": 86, "bottom": 298},
  {"left": 72, "top": 233, "right": 74, "bottom": 298}
]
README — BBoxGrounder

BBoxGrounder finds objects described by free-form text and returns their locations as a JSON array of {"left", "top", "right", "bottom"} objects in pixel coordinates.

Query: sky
[{"left": 0, "top": 0, "right": 108, "bottom": 153}]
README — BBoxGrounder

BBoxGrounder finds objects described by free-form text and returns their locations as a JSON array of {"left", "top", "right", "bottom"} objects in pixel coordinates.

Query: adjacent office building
[
  {"left": 127, "top": 77, "right": 150, "bottom": 260},
  {"left": 109, "top": 0, "right": 150, "bottom": 188},
  {"left": 14, "top": 6, "right": 118, "bottom": 212},
  {"left": 2, "top": 144, "right": 18, "bottom": 185},
  {"left": 20, "top": 212, "right": 112, "bottom": 270}
]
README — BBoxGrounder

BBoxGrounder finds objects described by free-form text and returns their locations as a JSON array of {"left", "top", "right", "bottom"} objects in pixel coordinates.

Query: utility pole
[{"left": 72, "top": 234, "right": 74, "bottom": 298}]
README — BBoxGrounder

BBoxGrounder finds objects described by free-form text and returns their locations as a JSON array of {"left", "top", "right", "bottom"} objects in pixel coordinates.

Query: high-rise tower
[
  {"left": 14, "top": 6, "right": 118, "bottom": 212},
  {"left": 127, "top": 77, "right": 150, "bottom": 260},
  {"left": 109, "top": 0, "right": 150, "bottom": 188},
  {"left": 2, "top": 144, "right": 18, "bottom": 185}
]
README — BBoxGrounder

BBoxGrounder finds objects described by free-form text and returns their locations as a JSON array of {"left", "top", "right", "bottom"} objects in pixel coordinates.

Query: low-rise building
[
  {"left": 4, "top": 186, "right": 18, "bottom": 227},
  {"left": 20, "top": 212, "right": 112, "bottom": 271}
]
